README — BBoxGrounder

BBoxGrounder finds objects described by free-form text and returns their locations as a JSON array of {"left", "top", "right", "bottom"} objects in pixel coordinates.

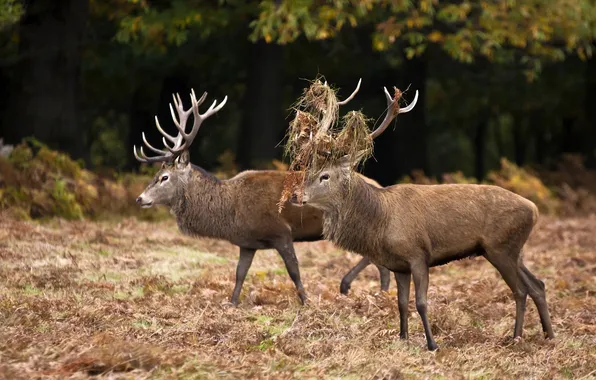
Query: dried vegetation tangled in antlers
[{"left": 278, "top": 76, "right": 405, "bottom": 211}]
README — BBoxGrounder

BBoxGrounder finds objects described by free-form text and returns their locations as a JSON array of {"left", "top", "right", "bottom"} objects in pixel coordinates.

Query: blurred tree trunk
[
  {"left": 237, "top": 41, "right": 284, "bottom": 169},
  {"left": 512, "top": 116, "right": 526, "bottom": 166},
  {"left": 370, "top": 54, "right": 428, "bottom": 185},
  {"left": 127, "top": 86, "right": 154, "bottom": 170},
  {"left": 532, "top": 111, "right": 545, "bottom": 166},
  {"left": 493, "top": 119, "right": 505, "bottom": 161},
  {"left": 560, "top": 117, "right": 579, "bottom": 155},
  {"left": 0, "top": 68, "right": 8, "bottom": 140},
  {"left": 4, "top": 0, "right": 89, "bottom": 160},
  {"left": 474, "top": 119, "right": 487, "bottom": 180},
  {"left": 585, "top": 56, "right": 596, "bottom": 168}
]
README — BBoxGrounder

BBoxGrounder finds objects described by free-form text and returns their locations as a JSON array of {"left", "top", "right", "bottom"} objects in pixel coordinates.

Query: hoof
[
  {"left": 339, "top": 282, "right": 350, "bottom": 295},
  {"left": 298, "top": 292, "right": 308, "bottom": 306},
  {"left": 428, "top": 344, "right": 439, "bottom": 351}
]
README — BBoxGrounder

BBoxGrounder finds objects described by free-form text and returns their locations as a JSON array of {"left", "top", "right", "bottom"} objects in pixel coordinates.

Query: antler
[
  {"left": 133, "top": 89, "right": 228, "bottom": 163},
  {"left": 330, "top": 78, "right": 362, "bottom": 106},
  {"left": 321, "top": 78, "right": 362, "bottom": 105},
  {"left": 369, "top": 86, "right": 419, "bottom": 139}
]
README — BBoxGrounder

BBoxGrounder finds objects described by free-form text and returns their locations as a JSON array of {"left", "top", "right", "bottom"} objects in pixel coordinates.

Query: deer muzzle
[
  {"left": 290, "top": 192, "right": 308, "bottom": 206},
  {"left": 136, "top": 194, "right": 154, "bottom": 208}
]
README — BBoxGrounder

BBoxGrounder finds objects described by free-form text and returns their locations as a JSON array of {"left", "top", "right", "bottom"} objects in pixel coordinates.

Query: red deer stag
[
  {"left": 134, "top": 86, "right": 391, "bottom": 306},
  {"left": 293, "top": 86, "right": 554, "bottom": 350}
]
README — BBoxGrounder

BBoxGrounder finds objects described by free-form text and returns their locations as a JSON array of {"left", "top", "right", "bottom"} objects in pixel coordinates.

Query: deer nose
[{"left": 136, "top": 196, "right": 142, "bottom": 204}]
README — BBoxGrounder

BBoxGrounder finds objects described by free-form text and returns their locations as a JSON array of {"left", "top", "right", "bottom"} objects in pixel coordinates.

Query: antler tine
[
  {"left": 204, "top": 96, "right": 229, "bottom": 118},
  {"left": 142, "top": 132, "right": 168, "bottom": 155},
  {"left": 155, "top": 116, "right": 177, "bottom": 143},
  {"left": 133, "top": 145, "right": 171, "bottom": 163},
  {"left": 191, "top": 89, "right": 208, "bottom": 107},
  {"left": 369, "top": 87, "right": 419, "bottom": 140},
  {"left": 133, "top": 145, "right": 147, "bottom": 163},
  {"left": 337, "top": 78, "right": 362, "bottom": 106},
  {"left": 170, "top": 92, "right": 193, "bottom": 137},
  {"left": 169, "top": 103, "right": 181, "bottom": 130},
  {"left": 399, "top": 90, "right": 418, "bottom": 113},
  {"left": 169, "top": 93, "right": 228, "bottom": 155},
  {"left": 133, "top": 88, "right": 227, "bottom": 161}
]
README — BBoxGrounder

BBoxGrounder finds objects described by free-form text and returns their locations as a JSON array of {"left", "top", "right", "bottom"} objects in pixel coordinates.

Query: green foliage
[
  {"left": 212, "top": 150, "right": 239, "bottom": 179},
  {"left": 0, "top": 0, "right": 23, "bottom": 29},
  {"left": 399, "top": 159, "right": 559, "bottom": 215},
  {"left": 441, "top": 171, "right": 478, "bottom": 185},
  {"left": 250, "top": 0, "right": 596, "bottom": 77},
  {"left": 7, "top": 143, "right": 34, "bottom": 171},
  {"left": 115, "top": 3, "right": 203, "bottom": 53},
  {"left": 0, "top": 140, "right": 167, "bottom": 220},
  {"left": 51, "top": 179, "right": 83, "bottom": 220},
  {"left": 109, "top": 0, "right": 247, "bottom": 54},
  {"left": 90, "top": 112, "right": 128, "bottom": 171},
  {"left": 487, "top": 158, "right": 560, "bottom": 215},
  {"left": 250, "top": 1, "right": 368, "bottom": 44}
]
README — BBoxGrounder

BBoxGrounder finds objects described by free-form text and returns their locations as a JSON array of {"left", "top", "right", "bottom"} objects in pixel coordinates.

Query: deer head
[
  {"left": 298, "top": 85, "right": 419, "bottom": 208},
  {"left": 134, "top": 89, "right": 227, "bottom": 208}
]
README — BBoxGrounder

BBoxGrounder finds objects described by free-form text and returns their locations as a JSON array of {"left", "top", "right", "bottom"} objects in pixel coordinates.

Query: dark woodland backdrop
[{"left": 1, "top": 0, "right": 595, "bottom": 187}]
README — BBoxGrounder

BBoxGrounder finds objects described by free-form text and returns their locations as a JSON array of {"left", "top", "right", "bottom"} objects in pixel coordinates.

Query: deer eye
[
  {"left": 319, "top": 173, "right": 330, "bottom": 183},
  {"left": 160, "top": 175, "right": 169, "bottom": 183}
]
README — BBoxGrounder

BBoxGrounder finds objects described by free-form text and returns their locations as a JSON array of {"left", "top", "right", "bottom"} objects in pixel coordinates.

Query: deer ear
[
  {"left": 338, "top": 155, "right": 352, "bottom": 170},
  {"left": 338, "top": 150, "right": 367, "bottom": 171},
  {"left": 176, "top": 151, "right": 190, "bottom": 170}
]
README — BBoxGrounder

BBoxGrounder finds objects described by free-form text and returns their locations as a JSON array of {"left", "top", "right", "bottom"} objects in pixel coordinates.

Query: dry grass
[{"left": 0, "top": 212, "right": 595, "bottom": 379}]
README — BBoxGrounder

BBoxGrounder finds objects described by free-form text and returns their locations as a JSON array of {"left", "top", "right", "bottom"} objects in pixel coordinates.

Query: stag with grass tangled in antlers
[{"left": 287, "top": 84, "right": 554, "bottom": 350}]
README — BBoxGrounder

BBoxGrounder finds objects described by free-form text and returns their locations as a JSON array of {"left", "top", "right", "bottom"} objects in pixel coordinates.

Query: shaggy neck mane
[
  {"left": 190, "top": 164, "right": 220, "bottom": 183},
  {"left": 170, "top": 169, "right": 236, "bottom": 238},
  {"left": 322, "top": 174, "right": 387, "bottom": 255}
]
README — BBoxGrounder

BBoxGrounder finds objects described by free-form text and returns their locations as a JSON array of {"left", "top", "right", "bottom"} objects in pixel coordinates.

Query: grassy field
[{"left": 0, "top": 213, "right": 595, "bottom": 379}]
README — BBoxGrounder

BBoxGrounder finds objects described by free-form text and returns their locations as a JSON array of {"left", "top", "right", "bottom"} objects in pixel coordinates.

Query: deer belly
[
  {"left": 429, "top": 243, "right": 484, "bottom": 267},
  {"left": 365, "top": 246, "right": 410, "bottom": 273}
]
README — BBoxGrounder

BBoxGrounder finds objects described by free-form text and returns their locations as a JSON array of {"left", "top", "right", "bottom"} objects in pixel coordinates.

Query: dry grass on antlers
[{"left": 279, "top": 78, "right": 375, "bottom": 211}]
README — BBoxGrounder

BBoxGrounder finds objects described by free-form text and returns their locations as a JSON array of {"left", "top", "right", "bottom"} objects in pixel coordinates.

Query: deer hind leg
[
  {"left": 378, "top": 265, "right": 391, "bottom": 292},
  {"left": 340, "top": 256, "right": 370, "bottom": 295},
  {"left": 340, "top": 256, "right": 390, "bottom": 295},
  {"left": 410, "top": 262, "right": 438, "bottom": 351},
  {"left": 484, "top": 249, "right": 528, "bottom": 339},
  {"left": 395, "top": 271, "right": 411, "bottom": 340},
  {"left": 230, "top": 247, "right": 256, "bottom": 306},
  {"left": 274, "top": 240, "right": 307, "bottom": 305},
  {"left": 519, "top": 264, "right": 555, "bottom": 339}
]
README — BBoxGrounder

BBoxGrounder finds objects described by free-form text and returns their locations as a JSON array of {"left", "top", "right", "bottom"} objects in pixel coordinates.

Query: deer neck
[
  {"left": 322, "top": 175, "right": 387, "bottom": 256},
  {"left": 170, "top": 171, "right": 236, "bottom": 239}
]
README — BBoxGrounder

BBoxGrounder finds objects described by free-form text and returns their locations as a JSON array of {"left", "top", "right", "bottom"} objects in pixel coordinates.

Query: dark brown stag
[
  {"left": 134, "top": 86, "right": 391, "bottom": 306},
  {"left": 293, "top": 86, "right": 555, "bottom": 350}
]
